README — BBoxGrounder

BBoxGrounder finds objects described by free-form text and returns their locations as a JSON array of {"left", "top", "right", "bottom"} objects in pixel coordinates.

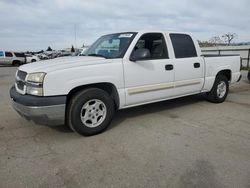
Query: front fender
[{"left": 43, "top": 61, "right": 124, "bottom": 96}]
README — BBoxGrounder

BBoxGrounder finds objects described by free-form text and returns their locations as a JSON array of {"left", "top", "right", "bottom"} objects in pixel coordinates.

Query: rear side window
[
  {"left": 5, "top": 52, "right": 13, "bottom": 57},
  {"left": 14, "top": 53, "right": 25, "bottom": 57},
  {"left": 170, "top": 34, "right": 197, "bottom": 58}
]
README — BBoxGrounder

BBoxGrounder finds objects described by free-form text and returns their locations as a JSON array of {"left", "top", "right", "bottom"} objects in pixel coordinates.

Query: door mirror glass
[{"left": 130, "top": 48, "right": 151, "bottom": 61}]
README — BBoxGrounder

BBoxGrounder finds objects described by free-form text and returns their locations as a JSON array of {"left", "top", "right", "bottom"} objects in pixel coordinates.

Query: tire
[
  {"left": 31, "top": 59, "right": 36, "bottom": 62},
  {"left": 67, "top": 88, "right": 115, "bottom": 136},
  {"left": 206, "top": 74, "right": 229, "bottom": 103},
  {"left": 12, "top": 61, "right": 21, "bottom": 67}
]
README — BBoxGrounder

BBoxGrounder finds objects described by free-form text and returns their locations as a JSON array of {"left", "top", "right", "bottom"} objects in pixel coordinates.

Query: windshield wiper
[{"left": 88, "top": 54, "right": 107, "bottom": 58}]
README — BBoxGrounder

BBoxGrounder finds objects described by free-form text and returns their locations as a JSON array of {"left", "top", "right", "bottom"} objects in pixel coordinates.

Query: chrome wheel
[
  {"left": 217, "top": 81, "right": 226, "bottom": 98},
  {"left": 80, "top": 99, "right": 107, "bottom": 128}
]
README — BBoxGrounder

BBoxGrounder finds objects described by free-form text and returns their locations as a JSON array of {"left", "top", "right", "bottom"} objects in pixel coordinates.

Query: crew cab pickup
[{"left": 10, "top": 31, "right": 241, "bottom": 136}]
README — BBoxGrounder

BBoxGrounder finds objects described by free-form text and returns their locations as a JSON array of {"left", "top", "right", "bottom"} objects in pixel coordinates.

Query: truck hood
[{"left": 19, "top": 56, "right": 111, "bottom": 73}]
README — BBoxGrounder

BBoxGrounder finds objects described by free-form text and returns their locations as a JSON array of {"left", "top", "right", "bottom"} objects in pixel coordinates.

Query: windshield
[{"left": 83, "top": 32, "right": 137, "bottom": 59}]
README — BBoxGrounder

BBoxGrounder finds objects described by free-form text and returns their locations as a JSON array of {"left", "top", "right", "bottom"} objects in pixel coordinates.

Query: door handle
[
  {"left": 165, "top": 64, "right": 173, "bottom": 71},
  {"left": 194, "top": 63, "right": 200, "bottom": 68}
]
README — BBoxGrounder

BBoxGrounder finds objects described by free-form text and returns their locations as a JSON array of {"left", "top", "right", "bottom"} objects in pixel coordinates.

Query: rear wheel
[
  {"left": 206, "top": 75, "right": 229, "bottom": 103},
  {"left": 31, "top": 59, "right": 36, "bottom": 62},
  {"left": 67, "top": 88, "right": 115, "bottom": 136},
  {"left": 12, "top": 61, "right": 21, "bottom": 66}
]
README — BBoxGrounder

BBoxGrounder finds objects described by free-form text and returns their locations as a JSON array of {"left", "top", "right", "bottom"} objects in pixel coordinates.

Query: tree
[
  {"left": 46, "top": 46, "right": 52, "bottom": 51},
  {"left": 71, "top": 45, "right": 75, "bottom": 53},
  {"left": 209, "top": 36, "right": 223, "bottom": 46},
  {"left": 222, "top": 33, "right": 237, "bottom": 45},
  {"left": 198, "top": 40, "right": 214, "bottom": 47}
]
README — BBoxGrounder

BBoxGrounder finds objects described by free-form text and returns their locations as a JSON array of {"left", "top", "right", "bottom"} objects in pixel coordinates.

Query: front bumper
[{"left": 10, "top": 86, "right": 66, "bottom": 126}]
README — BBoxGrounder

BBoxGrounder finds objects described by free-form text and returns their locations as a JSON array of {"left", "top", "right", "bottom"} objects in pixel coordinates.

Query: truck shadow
[
  {"left": 50, "top": 94, "right": 206, "bottom": 134},
  {"left": 108, "top": 94, "right": 206, "bottom": 131},
  {"left": 0, "top": 65, "right": 17, "bottom": 67}
]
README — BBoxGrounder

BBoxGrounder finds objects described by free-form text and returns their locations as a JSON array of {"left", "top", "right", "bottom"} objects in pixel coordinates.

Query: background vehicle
[
  {"left": 37, "top": 53, "right": 49, "bottom": 60},
  {"left": 57, "top": 51, "right": 72, "bottom": 57},
  {"left": 25, "top": 54, "right": 40, "bottom": 63},
  {"left": 10, "top": 31, "right": 241, "bottom": 136},
  {"left": 0, "top": 51, "right": 26, "bottom": 66}
]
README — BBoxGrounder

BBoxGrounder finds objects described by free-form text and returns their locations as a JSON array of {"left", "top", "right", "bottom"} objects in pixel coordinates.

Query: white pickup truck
[{"left": 10, "top": 31, "right": 241, "bottom": 136}]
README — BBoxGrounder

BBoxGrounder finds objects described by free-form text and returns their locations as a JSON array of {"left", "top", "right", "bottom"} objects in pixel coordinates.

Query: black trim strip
[
  {"left": 10, "top": 86, "right": 66, "bottom": 107},
  {"left": 202, "top": 54, "right": 240, "bottom": 57}
]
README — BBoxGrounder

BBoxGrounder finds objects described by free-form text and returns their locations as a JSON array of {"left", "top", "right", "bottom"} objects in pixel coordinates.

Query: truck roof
[{"left": 114, "top": 30, "right": 192, "bottom": 35}]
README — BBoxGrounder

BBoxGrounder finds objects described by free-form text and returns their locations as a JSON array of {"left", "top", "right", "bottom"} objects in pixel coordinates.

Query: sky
[{"left": 0, "top": 0, "right": 249, "bottom": 51}]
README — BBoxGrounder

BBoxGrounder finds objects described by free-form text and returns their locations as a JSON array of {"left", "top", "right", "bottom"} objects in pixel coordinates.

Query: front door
[
  {"left": 123, "top": 33, "right": 175, "bottom": 106},
  {"left": 4, "top": 52, "right": 14, "bottom": 65}
]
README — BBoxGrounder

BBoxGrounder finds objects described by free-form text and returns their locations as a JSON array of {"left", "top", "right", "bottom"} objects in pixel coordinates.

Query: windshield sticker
[{"left": 118, "top": 33, "right": 133, "bottom": 38}]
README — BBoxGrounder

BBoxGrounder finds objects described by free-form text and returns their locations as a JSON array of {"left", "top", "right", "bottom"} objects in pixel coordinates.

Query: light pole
[{"left": 74, "top": 24, "right": 77, "bottom": 48}]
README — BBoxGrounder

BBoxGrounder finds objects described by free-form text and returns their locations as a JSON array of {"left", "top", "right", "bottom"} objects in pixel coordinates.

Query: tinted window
[
  {"left": 170, "top": 34, "right": 197, "bottom": 58},
  {"left": 14, "top": 53, "right": 25, "bottom": 57},
  {"left": 5, "top": 52, "right": 13, "bottom": 57},
  {"left": 133, "top": 33, "right": 168, "bottom": 59}
]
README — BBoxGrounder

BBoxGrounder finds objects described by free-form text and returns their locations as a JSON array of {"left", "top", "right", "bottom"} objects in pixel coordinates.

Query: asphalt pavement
[{"left": 0, "top": 66, "right": 250, "bottom": 188}]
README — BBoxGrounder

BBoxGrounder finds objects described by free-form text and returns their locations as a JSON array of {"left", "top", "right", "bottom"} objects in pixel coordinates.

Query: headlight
[
  {"left": 27, "top": 72, "right": 46, "bottom": 83},
  {"left": 26, "top": 86, "right": 43, "bottom": 96},
  {"left": 26, "top": 72, "right": 46, "bottom": 96}
]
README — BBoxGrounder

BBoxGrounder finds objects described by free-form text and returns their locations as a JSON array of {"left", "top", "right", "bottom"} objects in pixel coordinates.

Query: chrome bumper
[{"left": 12, "top": 100, "right": 65, "bottom": 126}]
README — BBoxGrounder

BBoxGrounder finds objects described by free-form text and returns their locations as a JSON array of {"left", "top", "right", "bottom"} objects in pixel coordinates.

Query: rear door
[
  {"left": 123, "top": 32, "right": 175, "bottom": 106},
  {"left": 170, "top": 33, "right": 204, "bottom": 96},
  {"left": 4, "top": 52, "right": 14, "bottom": 65}
]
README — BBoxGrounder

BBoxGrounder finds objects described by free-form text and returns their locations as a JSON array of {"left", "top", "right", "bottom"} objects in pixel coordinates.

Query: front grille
[
  {"left": 17, "top": 70, "right": 27, "bottom": 81},
  {"left": 16, "top": 81, "right": 24, "bottom": 90},
  {"left": 16, "top": 70, "right": 27, "bottom": 92}
]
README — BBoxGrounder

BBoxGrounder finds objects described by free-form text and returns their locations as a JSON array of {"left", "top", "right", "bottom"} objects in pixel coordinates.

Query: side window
[
  {"left": 5, "top": 52, "right": 13, "bottom": 57},
  {"left": 0, "top": 51, "right": 4, "bottom": 58},
  {"left": 133, "top": 33, "right": 168, "bottom": 59},
  {"left": 14, "top": 53, "right": 25, "bottom": 57},
  {"left": 170, "top": 34, "right": 197, "bottom": 58}
]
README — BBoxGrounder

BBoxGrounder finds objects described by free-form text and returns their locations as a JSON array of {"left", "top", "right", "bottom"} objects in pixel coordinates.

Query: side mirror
[{"left": 130, "top": 48, "right": 151, "bottom": 62}]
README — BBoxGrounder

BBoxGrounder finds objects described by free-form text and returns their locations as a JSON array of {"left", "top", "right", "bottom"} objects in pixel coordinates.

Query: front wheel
[
  {"left": 67, "top": 88, "right": 115, "bottom": 136},
  {"left": 206, "top": 75, "right": 229, "bottom": 103}
]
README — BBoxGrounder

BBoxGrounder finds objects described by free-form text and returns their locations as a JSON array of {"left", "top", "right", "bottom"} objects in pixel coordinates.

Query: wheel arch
[
  {"left": 216, "top": 69, "right": 232, "bottom": 81},
  {"left": 66, "top": 82, "right": 120, "bottom": 110}
]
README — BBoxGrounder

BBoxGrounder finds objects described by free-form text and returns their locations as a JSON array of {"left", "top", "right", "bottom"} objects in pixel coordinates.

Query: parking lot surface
[{"left": 0, "top": 66, "right": 250, "bottom": 188}]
